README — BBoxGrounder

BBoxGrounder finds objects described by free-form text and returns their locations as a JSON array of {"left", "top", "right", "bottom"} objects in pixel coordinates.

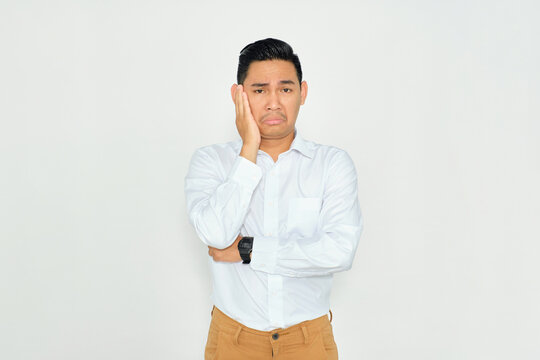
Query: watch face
[{"left": 239, "top": 238, "right": 253, "bottom": 253}]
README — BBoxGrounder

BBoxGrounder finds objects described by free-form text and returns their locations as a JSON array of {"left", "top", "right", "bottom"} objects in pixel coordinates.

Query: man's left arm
[{"left": 250, "top": 151, "right": 363, "bottom": 277}]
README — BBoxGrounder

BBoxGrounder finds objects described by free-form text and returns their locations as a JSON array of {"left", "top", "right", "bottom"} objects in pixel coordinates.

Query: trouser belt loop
[
  {"left": 301, "top": 326, "right": 309, "bottom": 344},
  {"left": 234, "top": 326, "right": 242, "bottom": 345}
]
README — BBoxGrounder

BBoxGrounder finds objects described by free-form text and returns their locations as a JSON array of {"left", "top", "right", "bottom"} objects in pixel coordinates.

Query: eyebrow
[{"left": 250, "top": 80, "right": 296, "bottom": 87}]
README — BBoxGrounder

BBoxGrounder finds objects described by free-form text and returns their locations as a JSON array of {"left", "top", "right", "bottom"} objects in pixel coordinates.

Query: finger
[
  {"left": 234, "top": 86, "right": 239, "bottom": 117},
  {"left": 242, "top": 91, "right": 252, "bottom": 119},
  {"left": 237, "top": 85, "right": 244, "bottom": 118}
]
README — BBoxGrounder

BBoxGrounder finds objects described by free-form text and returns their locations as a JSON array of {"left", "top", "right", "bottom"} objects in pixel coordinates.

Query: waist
[
  {"left": 212, "top": 305, "right": 331, "bottom": 343},
  {"left": 210, "top": 262, "right": 332, "bottom": 330}
]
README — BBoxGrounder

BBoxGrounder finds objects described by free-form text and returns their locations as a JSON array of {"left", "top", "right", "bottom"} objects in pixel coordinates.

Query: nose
[{"left": 265, "top": 91, "right": 281, "bottom": 111}]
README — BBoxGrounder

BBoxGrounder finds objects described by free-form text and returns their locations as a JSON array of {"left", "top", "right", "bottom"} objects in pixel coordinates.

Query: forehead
[{"left": 244, "top": 60, "right": 298, "bottom": 84}]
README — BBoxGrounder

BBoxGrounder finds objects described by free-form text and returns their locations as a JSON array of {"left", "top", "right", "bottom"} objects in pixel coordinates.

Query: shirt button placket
[{"left": 264, "top": 165, "right": 283, "bottom": 328}]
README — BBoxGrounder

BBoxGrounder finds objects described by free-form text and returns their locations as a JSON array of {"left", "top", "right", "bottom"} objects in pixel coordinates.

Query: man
[{"left": 185, "top": 38, "right": 362, "bottom": 359}]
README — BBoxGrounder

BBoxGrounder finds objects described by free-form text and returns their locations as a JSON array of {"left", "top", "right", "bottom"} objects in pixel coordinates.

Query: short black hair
[{"left": 237, "top": 38, "right": 303, "bottom": 85}]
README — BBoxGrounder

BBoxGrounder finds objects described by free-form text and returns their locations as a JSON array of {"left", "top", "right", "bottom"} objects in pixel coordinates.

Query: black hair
[{"left": 237, "top": 38, "right": 303, "bottom": 85}]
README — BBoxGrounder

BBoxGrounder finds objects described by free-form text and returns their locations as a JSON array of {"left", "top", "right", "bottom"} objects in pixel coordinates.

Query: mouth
[
  {"left": 263, "top": 118, "right": 285, "bottom": 125},
  {"left": 261, "top": 113, "right": 286, "bottom": 125}
]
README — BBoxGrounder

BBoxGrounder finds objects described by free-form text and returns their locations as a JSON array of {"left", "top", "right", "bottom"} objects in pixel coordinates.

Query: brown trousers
[{"left": 205, "top": 306, "right": 338, "bottom": 359}]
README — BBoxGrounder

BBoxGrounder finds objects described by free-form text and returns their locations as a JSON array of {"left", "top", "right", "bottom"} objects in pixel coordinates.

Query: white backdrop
[{"left": 1, "top": 0, "right": 539, "bottom": 359}]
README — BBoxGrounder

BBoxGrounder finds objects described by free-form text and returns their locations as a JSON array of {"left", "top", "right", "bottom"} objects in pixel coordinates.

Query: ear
[
  {"left": 230, "top": 84, "right": 238, "bottom": 103},
  {"left": 300, "top": 81, "right": 308, "bottom": 105}
]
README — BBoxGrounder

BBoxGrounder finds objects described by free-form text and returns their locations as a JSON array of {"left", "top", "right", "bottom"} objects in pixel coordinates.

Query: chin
[{"left": 261, "top": 128, "right": 294, "bottom": 139}]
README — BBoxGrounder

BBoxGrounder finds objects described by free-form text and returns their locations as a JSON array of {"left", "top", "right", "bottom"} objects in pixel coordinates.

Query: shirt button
[{"left": 272, "top": 333, "right": 279, "bottom": 340}]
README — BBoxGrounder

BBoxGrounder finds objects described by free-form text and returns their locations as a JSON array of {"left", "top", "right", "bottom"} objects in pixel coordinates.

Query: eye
[
  {"left": 254, "top": 89, "right": 264, "bottom": 94},
  {"left": 282, "top": 88, "right": 292, "bottom": 93}
]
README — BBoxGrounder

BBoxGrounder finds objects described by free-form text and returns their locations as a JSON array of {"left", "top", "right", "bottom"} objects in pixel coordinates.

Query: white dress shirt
[{"left": 185, "top": 129, "right": 362, "bottom": 331}]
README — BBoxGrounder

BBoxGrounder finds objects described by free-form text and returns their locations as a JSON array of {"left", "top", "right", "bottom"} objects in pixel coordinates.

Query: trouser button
[{"left": 272, "top": 333, "right": 279, "bottom": 340}]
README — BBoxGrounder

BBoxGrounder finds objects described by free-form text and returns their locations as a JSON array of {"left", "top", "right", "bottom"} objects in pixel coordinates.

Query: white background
[{"left": 1, "top": 0, "right": 539, "bottom": 359}]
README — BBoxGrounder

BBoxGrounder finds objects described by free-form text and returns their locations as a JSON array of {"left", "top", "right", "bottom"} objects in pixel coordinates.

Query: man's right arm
[
  {"left": 186, "top": 84, "right": 261, "bottom": 249},
  {"left": 185, "top": 147, "right": 261, "bottom": 249}
]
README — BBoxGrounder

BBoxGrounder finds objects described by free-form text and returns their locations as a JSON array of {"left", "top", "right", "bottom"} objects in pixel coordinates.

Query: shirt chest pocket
[{"left": 287, "top": 197, "right": 322, "bottom": 237}]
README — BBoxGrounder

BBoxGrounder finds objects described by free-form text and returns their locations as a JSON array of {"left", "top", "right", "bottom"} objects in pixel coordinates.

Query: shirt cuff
[
  {"left": 250, "top": 236, "right": 278, "bottom": 273},
  {"left": 227, "top": 155, "right": 262, "bottom": 190}
]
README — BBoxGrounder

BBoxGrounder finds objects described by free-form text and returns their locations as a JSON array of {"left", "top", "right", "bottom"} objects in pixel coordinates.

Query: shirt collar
[{"left": 289, "top": 128, "right": 315, "bottom": 159}]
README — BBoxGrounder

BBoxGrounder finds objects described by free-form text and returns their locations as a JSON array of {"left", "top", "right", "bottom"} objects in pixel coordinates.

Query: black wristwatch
[{"left": 238, "top": 236, "right": 253, "bottom": 264}]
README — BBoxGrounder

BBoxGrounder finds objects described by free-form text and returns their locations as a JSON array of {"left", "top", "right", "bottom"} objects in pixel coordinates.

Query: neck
[{"left": 259, "top": 131, "right": 295, "bottom": 162}]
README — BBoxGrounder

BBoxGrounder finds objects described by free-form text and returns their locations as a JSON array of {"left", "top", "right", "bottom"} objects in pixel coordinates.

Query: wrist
[
  {"left": 241, "top": 141, "right": 260, "bottom": 150},
  {"left": 240, "top": 144, "right": 258, "bottom": 163},
  {"left": 238, "top": 236, "right": 254, "bottom": 264}
]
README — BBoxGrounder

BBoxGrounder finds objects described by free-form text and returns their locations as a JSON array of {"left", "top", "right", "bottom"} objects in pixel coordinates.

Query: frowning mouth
[
  {"left": 263, "top": 118, "right": 285, "bottom": 125},
  {"left": 261, "top": 113, "right": 286, "bottom": 125}
]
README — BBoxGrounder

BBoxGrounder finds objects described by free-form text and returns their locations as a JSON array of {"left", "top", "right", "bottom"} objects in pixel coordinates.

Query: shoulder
[
  {"left": 186, "top": 139, "right": 243, "bottom": 178},
  {"left": 305, "top": 138, "right": 354, "bottom": 166},
  {"left": 189, "top": 139, "right": 242, "bottom": 161}
]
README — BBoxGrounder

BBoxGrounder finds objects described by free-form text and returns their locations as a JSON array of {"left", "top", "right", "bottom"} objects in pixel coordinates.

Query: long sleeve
[
  {"left": 184, "top": 147, "right": 262, "bottom": 249},
  {"left": 250, "top": 151, "right": 363, "bottom": 277}
]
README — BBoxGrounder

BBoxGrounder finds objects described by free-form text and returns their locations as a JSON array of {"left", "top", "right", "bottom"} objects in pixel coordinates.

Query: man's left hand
[{"left": 208, "top": 235, "right": 242, "bottom": 262}]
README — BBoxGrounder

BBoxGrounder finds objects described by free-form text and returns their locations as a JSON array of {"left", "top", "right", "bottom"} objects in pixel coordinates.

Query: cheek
[
  {"left": 248, "top": 95, "right": 260, "bottom": 107},
  {"left": 245, "top": 93, "right": 255, "bottom": 104},
  {"left": 285, "top": 97, "right": 301, "bottom": 115},
  {"left": 246, "top": 95, "right": 262, "bottom": 113}
]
